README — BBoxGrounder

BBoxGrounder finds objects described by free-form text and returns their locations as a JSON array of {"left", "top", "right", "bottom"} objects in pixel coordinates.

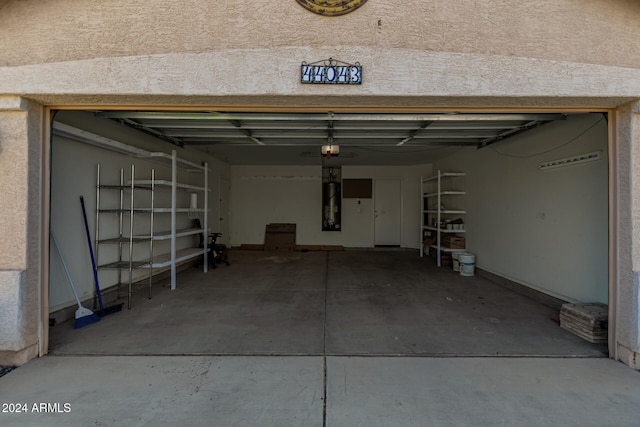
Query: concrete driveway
[{"left": 1, "top": 355, "right": 640, "bottom": 426}]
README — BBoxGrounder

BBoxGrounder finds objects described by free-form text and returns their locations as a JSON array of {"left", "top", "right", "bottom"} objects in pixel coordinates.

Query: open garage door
[
  {"left": 79, "top": 110, "right": 569, "bottom": 163},
  {"left": 47, "top": 108, "right": 609, "bottom": 358}
]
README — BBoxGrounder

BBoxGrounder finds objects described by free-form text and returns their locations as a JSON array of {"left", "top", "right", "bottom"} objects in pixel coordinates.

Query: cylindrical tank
[{"left": 324, "top": 181, "right": 340, "bottom": 227}]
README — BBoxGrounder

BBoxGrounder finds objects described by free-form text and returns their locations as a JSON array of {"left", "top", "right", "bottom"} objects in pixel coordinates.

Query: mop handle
[
  {"left": 80, "top": 196, "right": 104, "bottom": 309},
  {"left": 50, "top": 231, "right": 83, "bottom": 307}
]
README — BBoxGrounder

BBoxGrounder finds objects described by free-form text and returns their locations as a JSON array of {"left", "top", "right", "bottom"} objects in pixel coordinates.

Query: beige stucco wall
[
  {"left": 615, "top": 101, "right": 640, "bottom": 369},
  {"left": 1, "top": 0, "right": 639, "bottom": 69},
  {"left": 0, "top": 0, "right": 640, "bottom": 107},
  {"left": 0, "top": 98, "right": 43, "bottom": 365},
  {"left": 0, "top": 100, "right": 30, "bottom": 269},
  {"left": 1, "top": 0, "right": 640, "bottom": 367},
  {"left": 1, "top": 48, "right": 640, "bottom": 109}
]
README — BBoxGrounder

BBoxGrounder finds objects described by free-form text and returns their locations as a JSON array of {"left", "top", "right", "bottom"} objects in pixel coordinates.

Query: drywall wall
[
  {"left": 49, "top": 112, "right": 228, "bottom": 312},
  {"left": 229, "top": 166, "right": 332, "bottom": 247},
  {"left": 432, "top": 113, "right": 608, "bottom": 303},
  {"left": 229, "top": 164, "right": 430, "bottom": 248},
  {"left": 343, "top": 165, "right": 430, "bottom": 249}
]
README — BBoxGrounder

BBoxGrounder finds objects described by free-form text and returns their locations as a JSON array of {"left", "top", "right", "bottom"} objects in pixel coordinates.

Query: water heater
[{"left": 322, "top": 167, "right": 341, "bottom": 231}]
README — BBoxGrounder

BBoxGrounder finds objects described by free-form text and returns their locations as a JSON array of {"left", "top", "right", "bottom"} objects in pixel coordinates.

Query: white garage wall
[
  {"left": 343, "top": 165, "right": 431, "bottom": 249},
  {"left": 432, "top": 114, "right": 608, "bottom": 303},
  {"left": 50, "top": 112, "right": 228, "bottom": 312},
  {"left": 230, "top": 165, "right": 333, "bottom": 246},
  {"left": 229, "top": 164, "right": 430, "bottom": 248}
]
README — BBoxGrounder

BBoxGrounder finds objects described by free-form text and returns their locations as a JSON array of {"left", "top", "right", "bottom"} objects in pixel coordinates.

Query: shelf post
[
  {"left": 171, "top": 150, "right": 177, "bottom": 290},
  {"left": 95, "top": 163, "right": 101, "bottom": 287},
  {"left": 149, "top": 169, "right": 155, "bottom": 299},
  {"left": 437, "top": 170, "right": 442, "bottom": 267},
  {"left": 128, "top": 164, "right": 135, "bottom": 309},
  {"left": 118, "top": 167, "right": 125, "bottom": 299},
  {"left": 203, "top": 161, "right": 208, "bottom": 273},
  {"left": 420, "top": 176, "right": 423, "bottom": 257}
]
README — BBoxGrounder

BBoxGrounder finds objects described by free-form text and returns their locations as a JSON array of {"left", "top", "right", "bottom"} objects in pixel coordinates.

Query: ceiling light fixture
[{"left": 321, "top": 144, "right": 340, "bottom": 159}]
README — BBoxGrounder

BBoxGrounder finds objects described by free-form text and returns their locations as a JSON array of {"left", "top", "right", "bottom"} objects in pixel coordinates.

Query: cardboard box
[
  {"left": 441, "top": 236, "right": 465, "bottom": 249},
  {"left": 265, "top": 223, "right": 296, "bottom": 251},
  {"left": 265, "top": 223, "right": 296, "bottom": 234}
]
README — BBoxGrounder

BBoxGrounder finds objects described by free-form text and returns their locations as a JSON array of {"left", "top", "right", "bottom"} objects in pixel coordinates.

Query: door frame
[{"left": 39, "top": 104, "right": 616, "bottom": 358}]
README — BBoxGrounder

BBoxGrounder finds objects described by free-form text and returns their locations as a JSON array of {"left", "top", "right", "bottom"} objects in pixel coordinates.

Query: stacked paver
[{"left": 560, "top": 303, "right": 608, "bottom": 344}]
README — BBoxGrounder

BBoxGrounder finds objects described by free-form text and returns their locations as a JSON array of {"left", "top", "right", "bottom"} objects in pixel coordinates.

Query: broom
[
  {"left": 80, "top": 196, "right": 124, "bottom": 316},
  {"left": 50, "top": 231, "right": 101, "bottom": 329}
]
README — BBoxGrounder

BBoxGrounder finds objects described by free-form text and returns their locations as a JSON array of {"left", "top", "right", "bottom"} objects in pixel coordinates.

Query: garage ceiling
[{"left": 93, "top": 111, "right": 568, "bottom": 165}]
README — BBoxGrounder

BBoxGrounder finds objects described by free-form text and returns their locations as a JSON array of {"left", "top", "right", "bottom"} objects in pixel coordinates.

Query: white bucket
[
  {"left": 459, "top": 253, "right": 475, "bottom": 276},
  {"left": 452, "top": 252, "right": 461, "bottom": 272}
]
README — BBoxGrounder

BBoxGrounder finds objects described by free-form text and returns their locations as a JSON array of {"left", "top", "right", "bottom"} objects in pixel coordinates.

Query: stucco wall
[
  {"left": 2, "top": 47, "right": 640, "bottom": 110},
  {"left": 615, "top": 102, "right": 640, "bottom": 368},
  {"left": 0, "top": 98, "right": 43, "bottom": 365},
  {"left": 1, "top": 0, "right": 639, "bottom": 69},
  {"left": 0, "top": 99, "right": 30, "bottom": 269},
  {"left": 1, "top": 0, "right": 640, "bottom": 368},
  {"left": 1, "top": 1, "right": 640, "bottom": 110}
]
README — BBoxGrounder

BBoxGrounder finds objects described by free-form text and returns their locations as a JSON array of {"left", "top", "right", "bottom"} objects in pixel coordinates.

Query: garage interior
[{"left": 47, "top": 109, "right": 610, "bottom": 357}]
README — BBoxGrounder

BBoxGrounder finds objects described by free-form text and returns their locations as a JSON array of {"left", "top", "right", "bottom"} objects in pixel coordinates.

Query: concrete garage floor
[
  {"left": 3, "top": 251, "right": 638, "bottom": 426},
  {"left": 48, "top": 250, "right": 606, "bottom": 357}
]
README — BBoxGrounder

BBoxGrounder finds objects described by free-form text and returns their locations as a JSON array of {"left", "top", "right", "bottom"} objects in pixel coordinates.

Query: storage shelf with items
[
  {"left": 420, "top": 171, "right": 467, "bottom": 267},
  {"left": 131, "top": 150, "right": 209, "bottom": 291},
  {"left": 95, "top": 158, "right": 208, "bottom": 310},
  {"left": 53, "top": 124, "right": 211, "bottom": 305},
  {"left": 95, "top": 164, "right": 153, "bottom": 309}
]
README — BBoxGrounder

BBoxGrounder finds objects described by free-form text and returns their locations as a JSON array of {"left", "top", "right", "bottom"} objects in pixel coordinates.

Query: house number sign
[{"left": 301, "top": 58, "right": 362, "bottom": 85}]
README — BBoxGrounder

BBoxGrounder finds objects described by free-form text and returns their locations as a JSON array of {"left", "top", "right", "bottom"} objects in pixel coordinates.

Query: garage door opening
[{"left": 46, "top": 108, "right": 610, "bottom": 357}]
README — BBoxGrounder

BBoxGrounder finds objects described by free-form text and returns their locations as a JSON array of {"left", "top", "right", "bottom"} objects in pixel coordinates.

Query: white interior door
[
  {"left": 218, "top": 177, "right": 230, "bottom": 245},
  {"left": 374, "top": 179, "right": 402, "bottom": 246}
]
